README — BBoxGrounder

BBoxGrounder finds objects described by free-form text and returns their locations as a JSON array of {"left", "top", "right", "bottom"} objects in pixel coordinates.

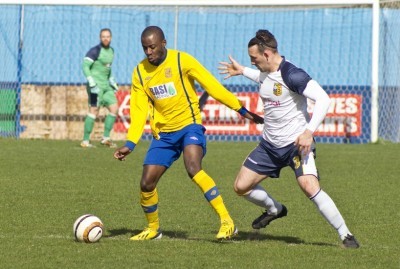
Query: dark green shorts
[{"left": 87, "top": 88, "right": 117, "bottom": 107}]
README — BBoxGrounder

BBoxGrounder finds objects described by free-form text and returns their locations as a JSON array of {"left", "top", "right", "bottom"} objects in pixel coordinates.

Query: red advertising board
[{"left": 114, "top": 91, "right": 362, "bottom": 137}]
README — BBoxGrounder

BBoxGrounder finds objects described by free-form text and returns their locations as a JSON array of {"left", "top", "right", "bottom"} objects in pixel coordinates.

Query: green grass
[{"left": 0, "top": 139, "right": 399, "bottom": 269}]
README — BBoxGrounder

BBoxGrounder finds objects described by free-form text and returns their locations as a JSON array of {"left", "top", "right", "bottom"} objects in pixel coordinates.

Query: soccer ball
[{"left": 73, "top": 214, "right": 104, "bottom": 243}]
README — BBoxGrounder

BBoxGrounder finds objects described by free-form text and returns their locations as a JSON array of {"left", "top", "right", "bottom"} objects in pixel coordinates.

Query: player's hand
[
  {"left": 294, "top": 129, "right": 314, "bottom": 156},
  {"left": 113, "top": 146, "right": 132, "bottom": 161},
  {"left": 218, "top": 55, "right": 244, "bottom": 79},
  {"left": 247, "top": 111, "right": 264, "bottom": 124}
]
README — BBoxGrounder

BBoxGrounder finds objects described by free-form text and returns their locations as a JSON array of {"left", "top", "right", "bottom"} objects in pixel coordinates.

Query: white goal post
[{"left": 0, "top": 0, "right": 388, "bottom": 143}]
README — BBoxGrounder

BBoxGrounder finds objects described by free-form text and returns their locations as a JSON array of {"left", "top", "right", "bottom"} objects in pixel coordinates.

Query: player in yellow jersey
[{"left": 113, "top": 26, "right": 263, "bottom": 241}]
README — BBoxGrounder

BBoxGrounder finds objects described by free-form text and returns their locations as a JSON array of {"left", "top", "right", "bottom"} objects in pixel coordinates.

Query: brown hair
[{"left": 248, "top": 29, "right": 278, "bottom": 53}]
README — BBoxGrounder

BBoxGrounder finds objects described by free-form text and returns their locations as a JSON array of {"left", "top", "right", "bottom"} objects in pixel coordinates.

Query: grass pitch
[{"left": 0, "top": 139, "right": 399, "bottom": 269}]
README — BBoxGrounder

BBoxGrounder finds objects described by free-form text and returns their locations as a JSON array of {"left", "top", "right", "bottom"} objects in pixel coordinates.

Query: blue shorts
[
  {"left": 243, "top": 138, "right": 319, "bottom": 179},
  {"left": 144, "top": 124, "right": 207, "bottom": 167}
]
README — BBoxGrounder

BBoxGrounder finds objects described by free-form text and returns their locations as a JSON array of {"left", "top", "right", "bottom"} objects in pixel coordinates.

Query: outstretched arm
[
  {"left": 218, "top": 55, "right": 263, "bottom": 123},
  {"left": 219, "top": 55, "right": 260, "bottom": 83},
  {"left": 238, "top": 107, "right": 264, "bottom": 124},
  {"left": 184, "top": 53, "right": 262, "bottom": 124},
  {"left": 218, "top": 55, "right": 244, "bottom": 79}
]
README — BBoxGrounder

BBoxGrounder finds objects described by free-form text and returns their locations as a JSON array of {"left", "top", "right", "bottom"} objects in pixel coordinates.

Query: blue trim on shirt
[
  {"left": 279, "top": 56, "right": 312, "bottom": 95},
  {"left": 85, "top": 44, "right": 102, "bottom": 61},
  {"left": 124, "top": 140, "right": 136, "bottom": 151},
  {"left": 238, "top": 106, "right": 249, "bottom": 116}
]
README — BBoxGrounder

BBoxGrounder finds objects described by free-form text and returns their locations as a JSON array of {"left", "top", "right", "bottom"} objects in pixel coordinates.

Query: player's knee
[
  {"left": 297, "top": 175, "right": 320, "bottom": 197},
  {"left": 187, "top": 169, "right": 200, "bottom": 179},
  {"left": 109, "top": 104, "right": 118, "bottom": 114},
  {"left": 140, "top": 180, "right": 156, "bottom": 192},
  {"left": 234, "top": 174, "right": 255, "bottom": 195},
  {"left": 233, "top": 181, "right": 247, "bottom": 196},
  {"left": 89, "top": 106, "right": 99, "bottom": 114},
  {"left": 185, "top": 162, "right": 201, "bottom": 178}
]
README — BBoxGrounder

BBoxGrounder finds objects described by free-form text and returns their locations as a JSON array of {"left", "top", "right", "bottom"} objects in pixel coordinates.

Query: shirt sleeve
[
  {"left": 182, "top": 53, "right": 242, "bottom": 111},
  {"left": 82, "top": 45, "right": 100, "bottom": 82},
  {"left": 281, "top": 63, "right": 312, "bottom": 94},
  {"left": 126, "top": 67, "right": 150, "bottom": 144},
  {"left": 242, "top": 67, "right": 261, "bottom": 83},
  {"left": 82, "top": 58, "right": 94, "bottom": 79},
  {"left": 302, "top": 80, "right": 331, "bottom": 133}
]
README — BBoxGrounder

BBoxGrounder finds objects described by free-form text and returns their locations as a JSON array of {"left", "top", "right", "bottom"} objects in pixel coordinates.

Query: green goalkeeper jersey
[{"left": 82, "top": 44, "right": 117, "bottom": 92}]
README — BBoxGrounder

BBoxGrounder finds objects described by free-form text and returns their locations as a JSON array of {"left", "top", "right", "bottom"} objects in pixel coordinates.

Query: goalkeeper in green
[{"left": 81, "top": 28, "right": 119, "bottom": 148}]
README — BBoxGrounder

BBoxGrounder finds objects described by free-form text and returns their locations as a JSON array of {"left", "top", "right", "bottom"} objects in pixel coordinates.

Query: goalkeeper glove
[
  {"left": 86, "top": 76, "right": 99, "bottom": 94},
  {"left": 90, "top": 85, "right": 100, "bottom": 94},
  {"left": 87, "top": 76, "right": 96, "bottom": 87},
  {"left": 109, "top": 77, "right": 119, "bottom": 92}
]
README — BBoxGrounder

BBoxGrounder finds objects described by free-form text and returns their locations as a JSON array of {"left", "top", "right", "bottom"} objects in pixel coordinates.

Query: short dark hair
[
  {"left": 248, "top": 29, "right": 278, "bottom": 53},
  {"left": 100, "top": 28, "right": 112, "bottom": 36},
  {"left": 141, "top": 26, "right": 165, "bottom": 41}
]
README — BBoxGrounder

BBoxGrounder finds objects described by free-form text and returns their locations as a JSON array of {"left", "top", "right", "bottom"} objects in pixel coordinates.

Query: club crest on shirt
[
  {"left": 293, "top": 156, "right": 301, "bottom": 169},
  {"left": 165, "top": 68, "right": 172, "bottom": 78},
  {"left": 149, "top": 82, "right": 177, "bottom": 99},
  {"left": 273, "top": 83, "right": 282, "bottom": 96}
]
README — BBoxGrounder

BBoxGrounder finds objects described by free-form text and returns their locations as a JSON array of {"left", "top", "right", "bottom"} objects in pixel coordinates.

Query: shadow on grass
[
  {"left": 233, "top": 231, "right": 336, "bottom": 247},
  {"left": 236, "top": 230, "right": 304, "bottom": 243},
  {"left": 106, "top": 228, "right": 189, "bottom": 240},
  {"left": 106, "top": 228, "right": 336, "bottom": 247},
  {"left": 106, "top": 228, "right": 134, "bottom": 238}
]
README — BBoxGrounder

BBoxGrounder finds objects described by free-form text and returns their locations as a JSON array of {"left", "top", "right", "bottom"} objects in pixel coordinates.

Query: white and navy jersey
[{"left": 243, "top": 57, "right": 314, "bottom": 148}]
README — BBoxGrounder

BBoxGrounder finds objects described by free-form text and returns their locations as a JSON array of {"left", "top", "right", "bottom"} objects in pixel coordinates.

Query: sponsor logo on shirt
[
  {"left": 273, "top": 83, "right": 282, "bottom": 96},
  {"left": 165, "top": 68, "right": 172, "bottom": 78},
  {"left": 267, "top": 99, "right": 281, "bottom": 107},
  {"left": 149, "top": 82, "right": 177, "bottom": 99}
]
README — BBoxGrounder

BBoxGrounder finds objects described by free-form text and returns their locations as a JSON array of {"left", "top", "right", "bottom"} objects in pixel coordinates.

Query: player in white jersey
[{"left": 219, "top": 29, "right": 359, "bottom": 248}]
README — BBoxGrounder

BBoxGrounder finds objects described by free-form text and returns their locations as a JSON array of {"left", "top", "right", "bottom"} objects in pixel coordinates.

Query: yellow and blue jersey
[{"left": 127, "top": 49, "right": 243, "bottom": 144}]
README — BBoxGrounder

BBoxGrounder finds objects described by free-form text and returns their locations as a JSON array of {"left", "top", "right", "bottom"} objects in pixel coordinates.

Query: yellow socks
[
  {"left": 192, "top": 170, "right": 232, "bottom": 222},
  {"left": 140, "top": 189, "right": 159, "bottom": 230},
  {"left": 139, "top": 171, "right": 232, "bottom": 231}
]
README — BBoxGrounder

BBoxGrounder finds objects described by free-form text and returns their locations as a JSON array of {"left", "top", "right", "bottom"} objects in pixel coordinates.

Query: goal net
[
  {"left": 0, "top": 1, "right": 398, "bottom": 143},
  {"left": 379, "top": 0, "right": 400, "bottom": 143}
]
